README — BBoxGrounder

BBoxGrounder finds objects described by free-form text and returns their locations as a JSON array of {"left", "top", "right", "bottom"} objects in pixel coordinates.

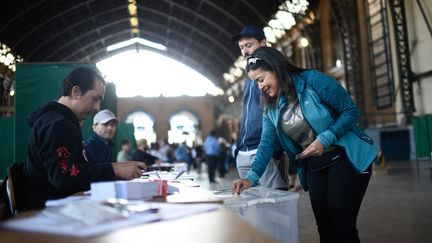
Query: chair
[{"left": 6, "top": 163, "right": 26, "bottom": 216}]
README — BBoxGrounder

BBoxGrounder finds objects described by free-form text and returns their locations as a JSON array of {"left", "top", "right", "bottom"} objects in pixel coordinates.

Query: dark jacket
[
  {"left": 237, "top": 78, "right": 284, "bottom": 158},
  {"left": 84, "top": 133, "right": 115, "bottom": 163},
  {"left": 23, "top": 101, "right": 115, "bottom": 210},
  {"left": 237, "top": 79, "right": 262, "bottom": 152}
]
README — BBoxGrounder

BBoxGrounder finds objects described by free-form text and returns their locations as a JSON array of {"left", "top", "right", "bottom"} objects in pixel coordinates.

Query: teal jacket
[{"left": 245, "top": 70, "right": 379, "bottom": 191}]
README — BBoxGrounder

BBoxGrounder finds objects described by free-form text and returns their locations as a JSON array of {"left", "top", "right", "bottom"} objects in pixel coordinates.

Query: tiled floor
[{"left": 191, "top": 160, "right": 432, "bottom": 243}]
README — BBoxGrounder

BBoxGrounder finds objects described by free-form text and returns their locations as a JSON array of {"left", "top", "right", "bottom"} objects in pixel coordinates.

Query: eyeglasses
[{"left": 247, "top": 56, "right": 261, "bottom": 66}]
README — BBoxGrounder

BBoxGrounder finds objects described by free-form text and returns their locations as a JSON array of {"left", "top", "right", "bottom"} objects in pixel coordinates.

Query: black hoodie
[{"left": 23, "top": 101, "right": 115, "bottom": 209}]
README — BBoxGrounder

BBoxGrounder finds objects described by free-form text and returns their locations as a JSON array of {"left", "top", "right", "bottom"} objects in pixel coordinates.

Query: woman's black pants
[{"left": 306, "top": 153, "right": 371, "bottom": 243}]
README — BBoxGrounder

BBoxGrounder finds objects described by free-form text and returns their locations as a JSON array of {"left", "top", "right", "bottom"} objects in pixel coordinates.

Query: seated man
[
  {"left": 23, "top": 67, "right": 146, "bottom": 210},
  {"left": 85, "top": 109, "right": 118, "bottom": 163}
]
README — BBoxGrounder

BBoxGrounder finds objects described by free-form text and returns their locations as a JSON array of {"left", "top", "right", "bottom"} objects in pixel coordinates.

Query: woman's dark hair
[
  {"left": 246, "top": 46, "right": 304, "bottom": 109},
  {"left": 61, "top": 67, "right": 105, "bottom": 96}
]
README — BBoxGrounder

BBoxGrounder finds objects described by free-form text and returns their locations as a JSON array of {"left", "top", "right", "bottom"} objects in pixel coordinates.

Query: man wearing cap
[
  {"left": 84, "top": 109, "right": 118, "bottom": 163},
  {"left": 232, "top": 26, "right": 289, "bottom": 190}
]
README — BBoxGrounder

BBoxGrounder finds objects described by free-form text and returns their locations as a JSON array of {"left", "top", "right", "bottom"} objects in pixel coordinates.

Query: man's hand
[
  {"left": 232, "top": 179, "right": 252, "bottom": 195},
  {"left": 112, "top": 161, "right": 147, "bottom": 180}
]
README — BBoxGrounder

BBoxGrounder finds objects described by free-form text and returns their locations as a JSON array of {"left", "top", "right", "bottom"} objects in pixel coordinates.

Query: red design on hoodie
[
  {"left": 70, "top": 165, "right": 80, "bottom": 176},
  {"left": 57, "top": 147, "right": 71, "bottom": 174}
]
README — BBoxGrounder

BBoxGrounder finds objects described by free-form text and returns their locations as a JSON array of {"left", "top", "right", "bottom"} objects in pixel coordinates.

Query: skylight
[{"left": 96, "top": 50, "right": 223, "bottom": 97}]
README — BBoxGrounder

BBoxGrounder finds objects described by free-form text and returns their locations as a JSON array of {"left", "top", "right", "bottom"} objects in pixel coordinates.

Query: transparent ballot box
[{"left": 214, "top": 186, "right": 299, "bottom": 243}]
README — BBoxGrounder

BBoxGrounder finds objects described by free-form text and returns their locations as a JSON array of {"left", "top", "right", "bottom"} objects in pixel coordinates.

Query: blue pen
[{"left": 174, "top": 169, "right": 185, "bottom": 180}]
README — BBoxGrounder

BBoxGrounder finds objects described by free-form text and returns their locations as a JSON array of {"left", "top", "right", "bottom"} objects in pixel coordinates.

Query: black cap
[{"left": 232, "top": 25, "right": 266, "bottom": 41}]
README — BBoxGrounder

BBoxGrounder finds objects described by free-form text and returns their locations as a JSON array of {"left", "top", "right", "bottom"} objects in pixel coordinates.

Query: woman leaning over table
[{"left": 232, "top": 47, "right": 379, "bottom": 243}]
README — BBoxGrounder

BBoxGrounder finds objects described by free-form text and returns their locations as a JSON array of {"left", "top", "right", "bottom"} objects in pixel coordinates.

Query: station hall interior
[{"left": 0, "top": 0, "right": 431, "bottom": 242}]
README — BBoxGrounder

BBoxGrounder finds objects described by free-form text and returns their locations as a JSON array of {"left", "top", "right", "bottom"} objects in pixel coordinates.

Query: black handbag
[{"left": 308, "top": 147, "right": 343, "bottom": 172}]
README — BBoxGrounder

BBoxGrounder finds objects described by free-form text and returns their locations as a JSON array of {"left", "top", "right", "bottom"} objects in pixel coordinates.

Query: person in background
[
  {"left": 203, "top": 130, "right": 219, "bottom": 183},
  {"left": 232, "top": 47, "right": 379, "bottom": 242},
  {"left": 84, "top": 109, "right": 118, "bottom": 163},
  {"left": 191, "top": 144, "right": 204, "bottom": 173},
  {"left": 149, "top": 142, "right": 162, "bottom": 159},
  {"left": 132, "top": 139, "right": 160, "bottom": 166},
  {"left": 217, "top": 138, "right": 228, "bottom": 178},
  {"left": 232, "top": 25, "right": 289, "bottom": 190},
  {"left": 158, "top": 139, "right": 173, "bottom": 163},
  {"left": 23, "top": 67, "right": 146, "bottom": 210},
  {"left": 175, "top": 141, "right": 191, "bottom": 170},
  {"left": 117, "top": 139, "right": 132, "bottom": 162}
]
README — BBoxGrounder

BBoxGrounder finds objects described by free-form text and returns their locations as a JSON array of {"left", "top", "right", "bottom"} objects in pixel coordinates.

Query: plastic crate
[{"left": 215, "top": 186, "right": 299, "bottom": 243}]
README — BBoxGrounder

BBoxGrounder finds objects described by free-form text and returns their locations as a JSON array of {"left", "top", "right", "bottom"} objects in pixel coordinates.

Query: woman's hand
[
  {"left": 232, "top": 179, "right": 252, "bottom": 195},
  {"left": 298, "top": 139, "right": 324, "bottom": 159}
]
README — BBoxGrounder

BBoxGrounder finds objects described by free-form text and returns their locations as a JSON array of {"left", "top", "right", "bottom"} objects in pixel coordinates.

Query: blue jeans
[{"left": 306, "top": 151, "right": 371, "bottom": 243}]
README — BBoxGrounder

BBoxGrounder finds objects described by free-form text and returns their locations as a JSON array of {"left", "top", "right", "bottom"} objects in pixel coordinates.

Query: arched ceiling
[{"left": 0, "top": 0, "right": 287, "bottom": 88}]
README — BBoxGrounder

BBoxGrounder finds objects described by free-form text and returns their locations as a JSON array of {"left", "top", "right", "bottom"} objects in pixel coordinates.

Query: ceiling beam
[
  {"left": 27, "top": 5, "right": 126, "bottom": 59},
  {"left": 49, "top": 23, "right": 229, "bottom": 76},
  {"left": 11, "top": 0, "right": 100, "bottom": 49},
  {"left": 139, "top": 5, "right": 235, "bottom": 60}
]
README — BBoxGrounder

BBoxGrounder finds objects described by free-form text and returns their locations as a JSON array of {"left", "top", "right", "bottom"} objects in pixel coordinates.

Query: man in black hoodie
[{"left": 23, "top": 67, "right": 146, "bottom": 210}]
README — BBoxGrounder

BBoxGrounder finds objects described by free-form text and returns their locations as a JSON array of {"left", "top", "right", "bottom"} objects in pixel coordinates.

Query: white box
[
  {"left": 216, "top": 186, "right": 299, "bottom": 243},
  {"left": 91, "top": 181, "right": 117, "bottom": 200},
  {"left": 90, "top": 180, "right": 180, "bottom": 200},
  {"left": 115, "top": 181, "right": 157, "bottom": 200}
]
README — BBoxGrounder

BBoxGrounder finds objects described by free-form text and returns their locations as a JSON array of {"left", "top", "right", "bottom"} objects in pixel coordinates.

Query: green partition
[
  {"left": 412, "top": 115, "right": 432, "bottom": 158},
  {"left": 103, "top": 83, "right": 117, "bottom": 115},
  {"left": 426, "top": 115, "right": 432, "bottom": 156},
  {"left": 0, "top": 117, "right": 14, "bottom": 179},
  {"left": 81, "top": 83, "right": 117, "bottom": 139},
  {"left": 14, "top": 63, "right": 117, "bottom": 163},
  {"left": 81, "top": 82, "right": 118, "bottom": 162}
]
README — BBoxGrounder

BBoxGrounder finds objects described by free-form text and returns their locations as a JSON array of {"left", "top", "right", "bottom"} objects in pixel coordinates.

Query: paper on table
[
  {"left": 43, "top": 201, "right": 125, "bottom": 225},
  {"left": 1, "top": 205, "right": 160, "bottom": 237},
  {"left": 213, "top": 187, "right": 284, "bottom": 206},
  {"left": 168, "top": 179, "right": 200, "bottom": 188},
  {"left": 45, "top": 195, "right": 91, "bottom": 207},
  {"left": 143, "top": 171, "right": 195, "bottom": 181},
  {"left": 0, "top": 202, "right": 220, "bottom": 237}
]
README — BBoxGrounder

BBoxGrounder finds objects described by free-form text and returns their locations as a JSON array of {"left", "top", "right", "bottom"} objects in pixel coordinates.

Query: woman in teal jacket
[{"left": 232, "top": 47, "right": 378, "bottom": 243}]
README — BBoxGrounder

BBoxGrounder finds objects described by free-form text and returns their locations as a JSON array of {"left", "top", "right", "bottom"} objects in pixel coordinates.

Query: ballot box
[{"left": 214, "top": 186, "right": 299, "bottom": 243}]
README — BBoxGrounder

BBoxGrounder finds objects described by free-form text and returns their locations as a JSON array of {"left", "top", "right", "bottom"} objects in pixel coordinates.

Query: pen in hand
[{"left": 232, "top": 179, "right": 250, "bottom": 195}]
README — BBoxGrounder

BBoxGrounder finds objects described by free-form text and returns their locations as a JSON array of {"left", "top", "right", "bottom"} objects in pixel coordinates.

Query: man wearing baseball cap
[
  {"left": 232, "top": 26, "right": 290, "bottom": 190},
  {"left": 84, "top": 109, "right": 119, "bottom": 163}
]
